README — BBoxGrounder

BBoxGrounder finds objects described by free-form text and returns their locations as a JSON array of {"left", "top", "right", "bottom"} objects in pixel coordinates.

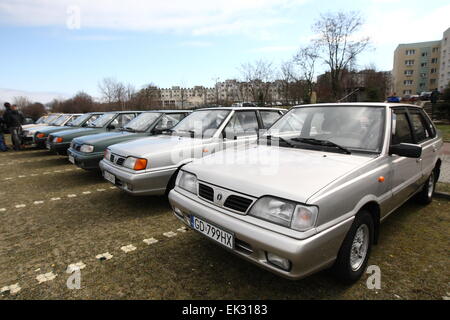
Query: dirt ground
[{"left": 0, "top": 142, "right": 449, "bottom": 300}]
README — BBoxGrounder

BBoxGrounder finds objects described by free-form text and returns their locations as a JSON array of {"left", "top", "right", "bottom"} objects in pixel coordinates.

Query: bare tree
[
  {"left": 293, "top": 44, "right": 319, "bottom": 100},
  {"left": 312, "top": 11, "right": 370, "bottom": 101},
  {"left": 13, "top": 96, "right": 32, "bottom": 109},
  {"left": 239, "top": 60, "right": 274, "bottom": 106}
]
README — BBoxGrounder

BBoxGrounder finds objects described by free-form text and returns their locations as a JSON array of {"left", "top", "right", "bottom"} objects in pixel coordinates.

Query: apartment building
[
  {"left": 439, "top": 27, "right": 450, "bottom": 91},
  {"left": 158, "top": 80, "right": 284, "bottom": 108},
  {"left": 393, "top": 40, "right": 441, "bottom": 96}
]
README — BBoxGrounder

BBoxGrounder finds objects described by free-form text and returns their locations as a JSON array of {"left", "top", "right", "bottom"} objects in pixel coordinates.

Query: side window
[
  {"left": 115, "top": 113, "right": 136, "bottom": 127},
  {"left": 409, "top": 111, "right": 429, "bottom": 143},
  {"left": 155, "top": 114, "right": 184, "bottom": 130},
  {"left": 419, "top": 110, "right": 436, "bottom": 138},
  {"left": 392, "top": 112, "right": 413, "bottom": 145},
  {"left": 223, "top": 111, "right": 259, "bottom": 138},
  {"left": 260, "top": 111, "right": 281, "bottom": 128}
]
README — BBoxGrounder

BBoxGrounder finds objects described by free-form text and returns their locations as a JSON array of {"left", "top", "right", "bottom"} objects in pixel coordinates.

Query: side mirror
[
  {"left": 389, "top": 143, "right": 422, "bottom": 158},
  {"left": 107, "top": 124, "right": 115, "bottom": 130}
]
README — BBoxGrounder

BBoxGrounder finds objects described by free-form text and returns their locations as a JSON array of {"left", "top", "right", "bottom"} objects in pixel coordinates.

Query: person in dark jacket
[
  {"left": 3, "top": 103, "right": 24, "bottom": 150},
  {"left": 0, "top": 113, "right": 8, "bottom": 151}
]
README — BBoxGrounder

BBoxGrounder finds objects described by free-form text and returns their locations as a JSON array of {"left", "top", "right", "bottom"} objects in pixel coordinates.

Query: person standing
[
  {"left": 0, "top": 112, "right": 8, "bottom": 152},
  {"left": 3, "top": 103, "right": 24, "bottom": 150}
]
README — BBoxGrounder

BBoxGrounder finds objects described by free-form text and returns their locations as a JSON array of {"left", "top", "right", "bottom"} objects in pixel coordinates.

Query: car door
[
  {"left": 388, "top": 108, "right": 422, "bottom": 209},
  {"left": 221, "top": 110, "right": 260, "bottom": 151},
  {"left": 407, "top": 107, "right": 438, "bottom": 183}
]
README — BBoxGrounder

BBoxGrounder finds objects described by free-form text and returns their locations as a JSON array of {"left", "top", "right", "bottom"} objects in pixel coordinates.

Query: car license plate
[
  {"left": 190, "top": 215, "right": 234, "bottom": 249},
  {"left": 104, "top": 171, "right": 116, "bottom": 184},
  {"left": 68, "top": 155, "right": 75, "bottom": 164}
]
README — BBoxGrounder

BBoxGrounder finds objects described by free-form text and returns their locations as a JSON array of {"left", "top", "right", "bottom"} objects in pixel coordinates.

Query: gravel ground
[{"left": 0, "top": 142, "right": 449, "bottom": 300}]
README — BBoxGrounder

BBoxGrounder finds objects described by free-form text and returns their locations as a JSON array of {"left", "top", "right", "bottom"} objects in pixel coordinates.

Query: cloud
[
  {"left": 0, "top": 0, "right": 308, "bottom": 37},
  {"left": 179, "top": 41, "right": 213, "bottom": 47},
  {"left": 0, "top": 88, "right": 69, "bottom": 104},
  {"left": 249, "top": 45, "right": 298, "bottom": 53},
  {"left": 358, "top": 3, "right": 450, "bottom": 46}
]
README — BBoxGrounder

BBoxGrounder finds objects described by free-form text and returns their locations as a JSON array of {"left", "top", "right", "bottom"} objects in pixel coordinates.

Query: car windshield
[
  {"left": 88, "top": 113, "right": 116, "bottom": 128},
  {"left": 122, "top": 112, "right": 162, "bottom": 132},
  {"left": 35, "top": 116, "right": 46, "bottom": 124},
  {"left": 53, "top": 115, "right": 72, "bottom": 126},
  {"left": 67, "top": 113, "right": 91, "bottom": 126},
  {"left": 45, "top": 115, "right": 60, "bottom": 124},
  {"left": 49, "top": 115, "right": 66, "bottom": 125},
  {"left": 171, "top": 110, "right": 230, "bottom": 138},
  {"left": 265, "top": 106, "right": 385, "bottom": 153}
]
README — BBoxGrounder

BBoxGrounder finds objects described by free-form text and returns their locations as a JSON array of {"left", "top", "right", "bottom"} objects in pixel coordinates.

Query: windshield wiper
[
  {"left": 261, "top": 135, "right": 296, "bottom": 148},
  {"left": 290, "top": 137, "right": 351, "bottom": 154}
]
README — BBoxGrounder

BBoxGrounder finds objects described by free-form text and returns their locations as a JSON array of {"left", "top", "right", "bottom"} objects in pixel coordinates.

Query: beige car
[{"left": 169, "top": 103, "right": 443, "bottom": 282}]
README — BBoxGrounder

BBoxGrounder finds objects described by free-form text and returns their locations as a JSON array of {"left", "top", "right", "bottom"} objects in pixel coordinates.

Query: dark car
[
  {"left": 34, "top": 112, "right": 103, "bottom": 148},
  {"left": 46, "top": 111, "right": 141, "bottom": 155},
  {"left": 67, "top": 110, "right": 191, "bottom": 170}
]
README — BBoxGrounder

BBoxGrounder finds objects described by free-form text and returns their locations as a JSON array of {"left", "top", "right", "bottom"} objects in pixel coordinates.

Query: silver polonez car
[
  {"left": 168, "top": 103, "right": 443, "bottom": 282},
  {"left": 99, "top": 107, "right": 285, "bottom": 196}
]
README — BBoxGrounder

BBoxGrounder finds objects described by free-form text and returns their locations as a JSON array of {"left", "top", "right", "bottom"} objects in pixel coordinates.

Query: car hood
[
  {"left": 108, "top": 135, "right": 203, "bottom": 158},
  {"left": 74, "top": 131, "right": 140, "bottom": 145},
  {"left": 36, "top": 126, "right": 72, "bottom": 134},
  {"left": 54, "top": 127, "right": 102, "bottom": 138},
  {"left": 22, "top": 124, "right": 48, "bottom": 129},
  {"left": 184, "top": 145, "right": 375, "bottom": 204}
]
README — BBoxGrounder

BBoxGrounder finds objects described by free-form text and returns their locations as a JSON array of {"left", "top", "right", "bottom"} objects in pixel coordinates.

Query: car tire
[
  {"left": 416, "top": 170, "right": 436, "bottom": 205},
  {"left": 332, "top": 210, "right": 374, "bottom": 283}
]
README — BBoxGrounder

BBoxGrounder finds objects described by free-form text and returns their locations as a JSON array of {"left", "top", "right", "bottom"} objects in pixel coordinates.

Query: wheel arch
[{"left": 358, "top": 201, "right": 381, "bottom": 245}]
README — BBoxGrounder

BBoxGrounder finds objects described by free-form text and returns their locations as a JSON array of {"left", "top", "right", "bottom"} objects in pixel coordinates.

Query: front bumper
[
  {"left": 99, "top": 159, "right": 176, "bottom": 196},
  {"left": 67, "top": 148, "right": 103, "bottom": 170},
  {"left": 34, "top": 137, "right": 47, "bottom": 148},
  {"left": 47, "top": 141, "right": 70, "bottom": 154},
  {"left": 168, "top": 188, "right": 354, "bottom": 280}
]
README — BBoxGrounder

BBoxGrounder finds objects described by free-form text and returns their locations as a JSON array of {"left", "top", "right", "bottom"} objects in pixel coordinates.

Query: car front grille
[
  {"left": 224, "top": 195, "right": 253, "bottom": 213},
  {"left": 198, "top": 183, "right": 214, "bottom": 201},
  {"left": 110, "top": 154, "right": 126, "bottom": 166}
]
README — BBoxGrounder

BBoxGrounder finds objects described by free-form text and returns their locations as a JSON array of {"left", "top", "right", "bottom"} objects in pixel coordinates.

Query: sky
[{"left": 0, "top": 0, "right": 449, "bottom": 102}]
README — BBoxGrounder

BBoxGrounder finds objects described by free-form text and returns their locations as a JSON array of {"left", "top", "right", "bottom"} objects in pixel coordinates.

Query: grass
[
  {"left": 436, "top": 182, "right": 450, "bottom": 194},
  {"left": 436, "top": 124, "right": 450, "bottom": 142}
]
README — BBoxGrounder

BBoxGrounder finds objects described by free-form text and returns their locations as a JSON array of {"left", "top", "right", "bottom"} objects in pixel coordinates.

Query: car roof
[
  {"left": 195, "top": 106, "right": 285, "bottom": 111},
  {"left": 292, "top": 102, "right": 423, "bottom": 109}
]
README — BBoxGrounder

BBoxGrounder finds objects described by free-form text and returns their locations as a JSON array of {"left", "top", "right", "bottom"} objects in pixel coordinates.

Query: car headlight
[
  {"left": 249, "top": 196, "right": 318, "bottom": 231},
  {"left": 80, "top": 144, "right": 94, "bottom": 153},
  {"left": 36, "top": 133, "right": 45, "bottom": 139},
  {"left": 177, "top": 171, "right": 198, "bottom": 194},
  {"left": 104, "top": 149, "right": 111, "bottom": 161},
  {"left": 123, "top": 156, "right": 147, "bottom": 170},
  {"left": 53, "top": 137, "right": 63, "bottom": 143}
]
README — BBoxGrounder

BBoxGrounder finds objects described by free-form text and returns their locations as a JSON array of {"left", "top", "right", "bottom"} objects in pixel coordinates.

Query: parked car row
[{"left": 20, "top": 103, "right": 443, "bottom": 283}]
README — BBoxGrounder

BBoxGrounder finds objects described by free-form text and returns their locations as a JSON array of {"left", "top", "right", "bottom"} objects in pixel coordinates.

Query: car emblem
[{"left": 216, "top": 193, "right": 223, "bottom": 201}]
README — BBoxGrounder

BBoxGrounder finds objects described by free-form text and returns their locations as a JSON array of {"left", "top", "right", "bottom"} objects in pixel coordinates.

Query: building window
[
  {"left": 421, "top": 62, "right": 427, "bottom": 67},
  {"left": 404, "top": 80, "right": 413, "bottom": 85},
  {"left": 420, "top": 83, "right": 425, "bottom": 88},
  {"left": 406, "top": 50, "right": 415, "bottom": 55},
  {"left": 431, "top": 68, "right": 437, "bottom": 74},
  {"left": 430, "top": 79, "right": 436, "bottom": 84},
  {"left": 403, "top": 90, "right": 412, "bottom": 95},
  {"left": 431, "top": 58, "right": 438, "bottom": 63},
  {"left": 421, "top": 52, "right": 428, "bottom": 57},
  {"left": 404, "top": 70, "right": 414, "bottom": 76},
  {"left": 432, "top": 47, "right": 439, "bottom": 53},
  {"left": 420, "top": 73, "right": 426, "bottom": 78},
  {"left": 405, "top": 60, "right": 414, "bottom": 66}
]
